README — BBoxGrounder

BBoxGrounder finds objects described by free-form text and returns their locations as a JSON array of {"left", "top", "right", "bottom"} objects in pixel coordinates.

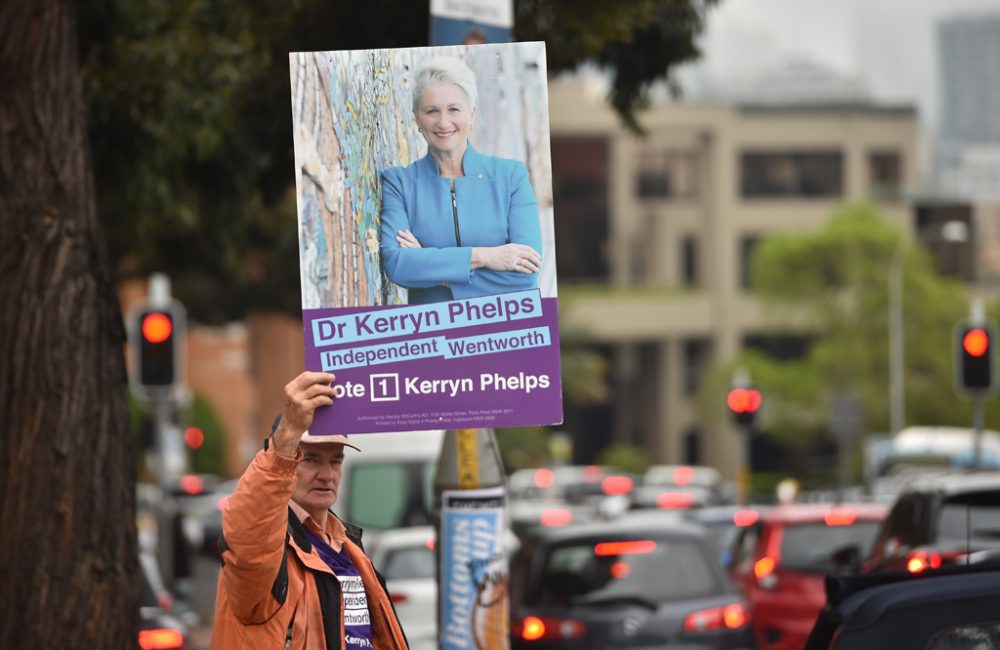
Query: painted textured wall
[{"left": 290, "top": 42, "right": 553, "bottom": 309}]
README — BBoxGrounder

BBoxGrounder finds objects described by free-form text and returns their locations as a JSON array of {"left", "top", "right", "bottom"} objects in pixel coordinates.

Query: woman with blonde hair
[{"left": 380, "top": 55, "right": 542, "bottom": 304}]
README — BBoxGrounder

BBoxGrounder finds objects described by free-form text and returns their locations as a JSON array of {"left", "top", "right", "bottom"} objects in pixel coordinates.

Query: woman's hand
[
  {"left": 397, "top": 230, "right": 423, "bottom": 249},
  {"left": 472, "top": 243, "right": 541, "bottom": 274}
]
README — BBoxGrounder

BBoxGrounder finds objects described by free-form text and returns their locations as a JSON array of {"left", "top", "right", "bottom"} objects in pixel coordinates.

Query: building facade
[{"left": 549, "top": 78, "right": 920, "bottom": 479}]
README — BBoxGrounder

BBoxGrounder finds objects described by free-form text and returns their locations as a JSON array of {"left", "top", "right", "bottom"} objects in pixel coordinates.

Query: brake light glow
[
  {"left": 426, "top": 537, "right": 435, "bottom": 551},
  {"left": 390, "top": 592, "right": 409, "bottom": 604},
  {"left": 540, "top": 508, "right": 573, "bottom": 527},
  {"left": 683, "top": 603, "right": 750, "bottom": 632},
  {"left": 534, "top": 468, "right": 554, "bottom": 489},
  {"left": 733, "top": 509, "right": 759, "bottom": 527},
  {"left": 754, "top": 556, "right": 776, "bottom": 579},
  {"left": 594, "top": 540, "right": 656, "bottom": 556},
  {"left": 610, "top": 561, "right": 631, "bottom": 578},
  {"left": 907, "top": 550, "right": 942, "bottom": 573},
  {"left": 656, "top": 491, "right": 695, "bottom": 509},
  {"left": 824, "top": 510, "right": 857, "bottom": 526},
  {"left": 180, "top": 474, "right": 203, "bottom": 496},
  {"left": 514, "top": 616, "right": 586, "bottom": 641},
  {"left": 602, "top": 475, "right": 634, "bottom": 495},
  {"left": 139, "top": 628, "right": 184, "bottom": 650},
  {"left": 673, "top": 466, "right": 695, "bottom": 486},
  {"left": 582, "top": 465, "right": 603, "bottom": 482},
  {"left": 155, "top": 591, "right": 174, "bottom": 612}
]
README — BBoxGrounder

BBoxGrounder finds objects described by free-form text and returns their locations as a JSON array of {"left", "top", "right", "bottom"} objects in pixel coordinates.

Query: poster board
[{"left": 289, "top": 42, "right": 562, "bottom": 435}]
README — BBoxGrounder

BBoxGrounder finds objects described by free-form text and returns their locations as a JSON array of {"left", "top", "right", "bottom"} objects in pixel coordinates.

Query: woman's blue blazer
[{"left": 379, "top": 144, "right": 542, "bottom": 304}]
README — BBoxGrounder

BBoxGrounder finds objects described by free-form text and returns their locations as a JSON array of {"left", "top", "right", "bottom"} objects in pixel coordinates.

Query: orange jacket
[{"left": 210, "top": 448, "right": 409, "bottom": 649}]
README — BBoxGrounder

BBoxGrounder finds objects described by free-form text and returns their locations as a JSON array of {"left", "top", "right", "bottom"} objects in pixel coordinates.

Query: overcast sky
[{"left": 685, "top": 0, "right": 1000, "bottom": 132}]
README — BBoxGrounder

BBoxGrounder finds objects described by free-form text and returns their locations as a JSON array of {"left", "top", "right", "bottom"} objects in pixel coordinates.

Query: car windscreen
[
  {"left": 383, "top": 544, "right": 435, "bottom": 580},
  {"left": 346, "top": 461, "right": 435, "bottom": 530},
  {"left": 779, "top": 521, "right": 881, "bottom": 572},
  {"left": 938, "top": 500, "right": 1000, "bottom": 546},
  {"left": 531, "top": 536, "right": 719, "bottom": 606}
]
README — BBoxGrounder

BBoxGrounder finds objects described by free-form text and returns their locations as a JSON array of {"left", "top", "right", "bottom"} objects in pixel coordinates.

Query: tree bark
[{"left": 0, "top": 1, "right": 137, "bottom": 648}]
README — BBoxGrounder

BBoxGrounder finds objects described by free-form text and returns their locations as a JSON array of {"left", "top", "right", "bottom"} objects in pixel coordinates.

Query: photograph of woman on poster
[{"left": 379, "top": 55, "right": 543, "bottom": 305}]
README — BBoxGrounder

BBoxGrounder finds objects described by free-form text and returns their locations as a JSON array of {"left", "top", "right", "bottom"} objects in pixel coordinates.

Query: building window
[
  {"left": 681, "top": 236, "right": 698, "bottom": 286},
  {"left": 869, "top": 151, "right": 902, "bottom": 201},
  {"left": 740, "top": 151, "right": 843, "bottom": 198},
  {"left": 552, "top": 137, "right": 610, "bottom": 281},
  {"left": 683, "top": 339, "right": 709, "bottom": 396},
  {"left": 740, "top": 235, "right": 760, "bottom": 289},
  {"left": 636, "top": 151, "right": 699, "bottom": 199}
]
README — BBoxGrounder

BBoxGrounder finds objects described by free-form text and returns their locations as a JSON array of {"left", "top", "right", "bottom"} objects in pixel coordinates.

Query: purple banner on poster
[{"left": 305, "top": 294, "right": 562, "bottom": 434}]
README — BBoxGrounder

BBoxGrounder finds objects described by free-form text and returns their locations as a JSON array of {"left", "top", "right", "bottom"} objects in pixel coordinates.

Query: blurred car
[
  {"left": 729, "top": 502, "right": 887, "bottom": 650},
  {"left": 335, "top": 429, "right": 445, "bottom": 539},
  {"left": 139, "top": 550, "right": 192, "bottom": 650},
  {"left": 630, "top": 484, "right": 716, "bottom": 511},
  {"left": 175, "top": 477, "right": 239, "bottom": 556},
  {"left": 508, "top": 466, "right": 640, "bottom": 507},
  {"left": 863, "top": 472, "right": 1000, "bottom": 574},
  {"left": 370, "top": 527, "right": 438, "bottom": 650},
  {"left": 509, "top": 511, "right": 754, "bottom": 649},
  {"left": 644, "top": 465, "right": 733, "bottom": 505},
  {"left": 804, "top": 560, "right": 1000, "bottom": 650},
  {"left": 508, "top": 466, "right": 637, "bottom": 539},
  {"left": 685, "top": 506, "right": 767, "bottom": 570},
  {"left": 508, "top": 498, "right": 599, "bottom": 538}
]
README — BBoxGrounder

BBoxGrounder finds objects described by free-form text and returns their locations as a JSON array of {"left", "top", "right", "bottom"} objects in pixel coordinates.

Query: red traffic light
[
  {"left": 963, "top": 328, "right": 989, "bottom": 357},
  {"left": 184, "top": 427, "right": 205, "bottom": 450},
  {"left": 141, "top": 312, "right": 173, "bottom": 343},
  {"left": 727, "top": 388, "right": 762, "bottom": 414}
]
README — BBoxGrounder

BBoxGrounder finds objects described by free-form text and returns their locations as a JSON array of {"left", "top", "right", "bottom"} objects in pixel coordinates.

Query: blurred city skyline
[{"left": 679, "top": 0, "right": 999, "bottom": 134}]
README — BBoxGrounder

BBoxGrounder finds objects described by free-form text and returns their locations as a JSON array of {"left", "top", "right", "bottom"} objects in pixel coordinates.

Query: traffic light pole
[
  {"left": 128, "top": 273, "right": 187, "bottom": 589},
  {"left": 973, "top": 395, "right": 985, "bottom": 470},
  {"left": 954, "top": 300, "right": 997, "bottom": 469},
  {"left": 153, "top": 397, "right": 176, "bottom": 588}
]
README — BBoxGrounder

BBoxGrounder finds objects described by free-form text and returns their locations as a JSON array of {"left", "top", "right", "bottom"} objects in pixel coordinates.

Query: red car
[{"left": 728, "top": 503, "right": 887, "bottom": 650}]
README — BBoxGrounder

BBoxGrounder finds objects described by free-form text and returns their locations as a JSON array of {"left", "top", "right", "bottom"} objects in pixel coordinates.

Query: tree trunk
[{"left": 0, "top": 1, "right": 137, "bottom": 648}]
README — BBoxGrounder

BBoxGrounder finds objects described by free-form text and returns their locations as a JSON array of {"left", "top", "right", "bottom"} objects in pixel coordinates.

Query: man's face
[{"left": 291, "top": 443, "right": 345, "bottom": 520}]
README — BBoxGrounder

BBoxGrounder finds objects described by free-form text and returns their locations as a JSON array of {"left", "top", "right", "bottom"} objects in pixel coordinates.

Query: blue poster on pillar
[{"left": 439, "top": 488, "right": 508, "bottom": 650}]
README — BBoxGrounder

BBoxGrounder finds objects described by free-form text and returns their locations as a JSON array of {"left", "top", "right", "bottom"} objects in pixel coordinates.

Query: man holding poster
[{"left": 211, "top": 371, "right": 408, "bottom": 650}]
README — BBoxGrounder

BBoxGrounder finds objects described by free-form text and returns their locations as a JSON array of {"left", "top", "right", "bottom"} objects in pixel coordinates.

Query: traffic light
[
  {"left": 727, "top": 387, "right": 762, "bottom": 428},
  {"left": 184, "top": 427, "right": 204, "bottom": 450},
  {"left": 129, "top": 296, "right": 185, "bottom": 400},
  {"left": 955, "top": 322, "right": 996, "bottom": 395},
  {"left": 138, "top": 309, "right": 176, "bottom": 386}
]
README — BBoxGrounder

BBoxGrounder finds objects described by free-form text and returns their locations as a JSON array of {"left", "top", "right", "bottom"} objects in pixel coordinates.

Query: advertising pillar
[{"left": 435, "top": 428, "right": 509, "bottom": 650}]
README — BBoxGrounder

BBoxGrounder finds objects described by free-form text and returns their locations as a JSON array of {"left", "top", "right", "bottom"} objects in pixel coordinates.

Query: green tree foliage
[
  {"left": 77, "top": 0, "right": 717, "bottom": 322},
  {"left": 186, "top": 393, "right": 228, "bottom": 476},
  {"left": 517, "top": 0, "right": 717, "bottom": 133},
  {"left": 496, "top": 426, "right": 552, "bottom": 471},
  {"left": 597, "top": 443, "right": 653, "bottom": 474},
  {"left": 700, "top": 203, "right": 977, "bottom": 447}
]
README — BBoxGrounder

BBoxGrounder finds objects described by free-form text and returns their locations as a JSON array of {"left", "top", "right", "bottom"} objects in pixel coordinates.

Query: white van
[{"left": 335, "top": 429, "right": 446, "bottom": 533}]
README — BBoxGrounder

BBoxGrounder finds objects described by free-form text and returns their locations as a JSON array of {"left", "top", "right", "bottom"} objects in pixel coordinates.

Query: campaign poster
[
  {"left": 439, "top": 488, "right": 508, "bottom": 650},
  {"left": 289, "top": 42, "right": 563, "bottom": 435}
]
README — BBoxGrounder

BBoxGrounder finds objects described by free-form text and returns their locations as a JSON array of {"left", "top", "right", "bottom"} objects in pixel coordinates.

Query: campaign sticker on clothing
[{"left": 289, "top": 42, "right": 563, "bottom": 435}]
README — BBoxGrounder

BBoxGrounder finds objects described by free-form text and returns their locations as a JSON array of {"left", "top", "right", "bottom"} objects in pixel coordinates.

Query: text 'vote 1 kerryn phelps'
[{"left": 303, "top": 289, "right": 562, "bottom": 434}]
